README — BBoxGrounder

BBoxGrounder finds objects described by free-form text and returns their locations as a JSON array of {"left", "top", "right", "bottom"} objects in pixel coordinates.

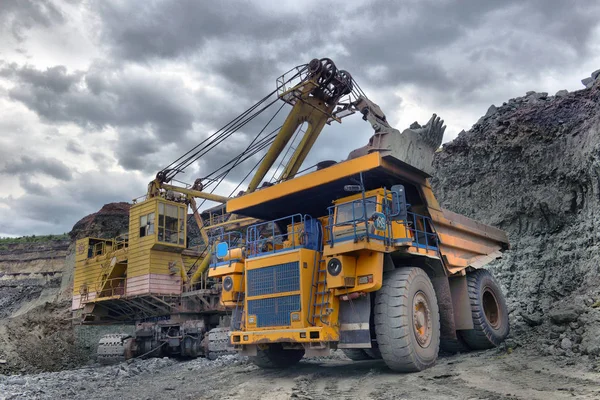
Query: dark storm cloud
[
  {"left": 18, "top": 175, "right": 49, "bottom": 196},
  {"left": 4, "top": 63, "right": 196, "bottom": 141},
  {"left": 0, "top": 155, "right": 72, "bottom": 181},
  {"left": 66, "top": 139, "right": 84, "bottom": 155},
  {"left": 0, "top": 64, "right": 82, "bottom": 92},
  {"left": 0, "top": 170, "right": 147, "bottom": 235},
  {"left": 94, "top": 0, "right": 303, "bottom": 62},
  {"left": 92, "top": 0, "right": 600, "bottom": 105},
  {"left": 2, "top": 62, "right": 201, "bottom": 171},
  {"left": 0, "top": 0, "right": 64, "bottom": 42}
]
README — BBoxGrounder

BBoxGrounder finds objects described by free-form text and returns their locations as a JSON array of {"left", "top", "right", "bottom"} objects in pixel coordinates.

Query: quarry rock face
[
  {"left": 433, "top": 73, "right": 600, "bottom": 353},
  {"left": 69, "top": 202, "right": 131, "bottom": 240}
]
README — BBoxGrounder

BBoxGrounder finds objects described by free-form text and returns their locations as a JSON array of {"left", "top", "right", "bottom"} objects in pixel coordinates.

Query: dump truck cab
[{"left": 208, "top": 152, "right": 510, "bottom": 371}]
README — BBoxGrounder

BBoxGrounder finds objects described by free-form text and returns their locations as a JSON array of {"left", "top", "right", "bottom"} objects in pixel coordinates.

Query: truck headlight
[
  {"left": 223, "top": 276, "right": 233, "bottom": 291},
  {"left": 327, "top": 258, "right": 342, "bottom": 276}
]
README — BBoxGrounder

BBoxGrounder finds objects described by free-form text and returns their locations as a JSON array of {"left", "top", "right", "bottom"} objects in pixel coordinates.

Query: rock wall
[
  {"left": 432, "top": 75, "right": 600, "bottom": 356},
  {"left": 69, "top": 202, "right": 130, "bottom": 241}
]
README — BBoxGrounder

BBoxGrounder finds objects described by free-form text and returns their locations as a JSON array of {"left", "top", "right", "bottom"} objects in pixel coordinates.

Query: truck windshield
[{"left": 336, "top": 196, "right": 377, "bottom": 224}]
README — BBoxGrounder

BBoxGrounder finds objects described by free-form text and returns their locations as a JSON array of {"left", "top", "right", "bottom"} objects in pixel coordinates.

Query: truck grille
[
  {"left": 246, "top": 262, "right": 300, "bottom": 297},
  {"left": 247, "top": 295, "right": 301, "bottom": 327},
  {"left": 246, "top": 262, "right": 301, "bottom": 327}
]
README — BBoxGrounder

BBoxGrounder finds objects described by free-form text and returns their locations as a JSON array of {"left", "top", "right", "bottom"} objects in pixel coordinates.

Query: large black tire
[
  {"left": 249, "top": 343, "right": 304, "bottom": 369},
  {"left": 459, "top": 269, "right": 509, "bottom": 350},
  {"left": 341, "top": 349, "right": 371, "bottom": 361},
  {"left": 374, "top": 267, "right": 440, "bottom": 372}
]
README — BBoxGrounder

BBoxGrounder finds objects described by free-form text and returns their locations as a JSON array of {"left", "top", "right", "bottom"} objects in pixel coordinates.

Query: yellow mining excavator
[{"left": 73, "top": 58, "right": 509, "bottom": 370}]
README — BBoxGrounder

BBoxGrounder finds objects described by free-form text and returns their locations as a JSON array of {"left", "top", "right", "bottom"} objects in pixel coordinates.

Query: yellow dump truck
[{"left": 208, "top": 151, "right": 509, "bottom": 372}]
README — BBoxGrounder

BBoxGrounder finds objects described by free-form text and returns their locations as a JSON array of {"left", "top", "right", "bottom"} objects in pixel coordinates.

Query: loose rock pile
[
  {"left": 433, "top": 68, "right": 600, "bottom": 361},
  {"left": 0, "top": 355, "right": 248, "bottom": 400}
]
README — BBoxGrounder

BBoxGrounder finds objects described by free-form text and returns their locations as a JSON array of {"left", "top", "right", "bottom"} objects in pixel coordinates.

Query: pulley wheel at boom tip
[
  {"left": 318, "top": 58, "right": 337, "bottom": 86},
  {"left": 308, "top": 58, "right": 322, "bottom": 74},
  {"left": 337, "top": 70, "right": 353, "bottom": 95}
]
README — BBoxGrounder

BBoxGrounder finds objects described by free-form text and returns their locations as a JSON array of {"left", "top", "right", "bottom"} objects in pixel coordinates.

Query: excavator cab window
[
  {"left": 158, "top": 203, "right": 185, "bottom": 245},
  {"left": 139, "top": 212, "right": 155, "bottom": 238}
]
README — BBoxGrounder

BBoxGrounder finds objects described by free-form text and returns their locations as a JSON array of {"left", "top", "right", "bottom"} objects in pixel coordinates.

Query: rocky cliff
[
  {"left": 69, "top": 202, "right": 131, "bottom": 241},
  {"left": 433, "top": 74, "right": 600, "bottom": 357}
]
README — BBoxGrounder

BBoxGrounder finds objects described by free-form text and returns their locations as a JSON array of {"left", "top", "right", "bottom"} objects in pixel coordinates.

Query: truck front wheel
[
  {"left": 374, "top": 267, "right": 440, "bottom": 372},
  {"left": 249, "top": 343, "right": 304, "bottom": 369}
]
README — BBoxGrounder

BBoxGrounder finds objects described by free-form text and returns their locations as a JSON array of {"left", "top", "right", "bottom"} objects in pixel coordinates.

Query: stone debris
[
  {"left": 581, "top": 68, "right": 600, "bottom": 88},
  {"left": 555, "top": 89, "right": 568, "bottom": 97},
  {"left": 0, "top": 354, "right": 246, "bottom": 400}
]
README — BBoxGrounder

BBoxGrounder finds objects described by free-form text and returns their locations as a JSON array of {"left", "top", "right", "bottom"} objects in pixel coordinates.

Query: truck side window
[{"left": 336, "top": 196, "right": 377, "bottom": 224}]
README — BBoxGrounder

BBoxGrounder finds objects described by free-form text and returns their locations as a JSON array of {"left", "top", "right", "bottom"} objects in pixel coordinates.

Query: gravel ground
[{"left": 2, "top": 348, "right": 600, "bottom": 400}]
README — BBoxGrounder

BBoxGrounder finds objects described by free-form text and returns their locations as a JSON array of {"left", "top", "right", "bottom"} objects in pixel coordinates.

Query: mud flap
[
  {"left": 432, "top": 275, "right": 473, "bottom": 352},
  {"left": 338, "top": 295, "right": 371, "bottom": 348},
  {"left": 431, "top": 276, "right": 459, "bottom": 351}
]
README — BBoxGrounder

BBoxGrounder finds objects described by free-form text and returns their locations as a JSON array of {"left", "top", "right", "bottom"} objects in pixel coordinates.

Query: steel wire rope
[{"left": 161, "top": 65, "right": 308, "bottom": 181}]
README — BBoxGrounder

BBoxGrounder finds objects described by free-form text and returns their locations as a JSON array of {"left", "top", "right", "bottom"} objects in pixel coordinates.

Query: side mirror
[
  {"left": 215, "top": 242, "right": 229, "bottom": 259},
  {"left": 390, "top": 185, "right": 408, "bottom": 221}
]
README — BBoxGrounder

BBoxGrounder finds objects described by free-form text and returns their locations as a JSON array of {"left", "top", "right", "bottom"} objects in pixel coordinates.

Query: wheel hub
[
  {"left": 413, "top": 291, "right": 432, "bottom": 347},
  {"left": 482, "top": 287, "right": 501, "bottom": 329}
]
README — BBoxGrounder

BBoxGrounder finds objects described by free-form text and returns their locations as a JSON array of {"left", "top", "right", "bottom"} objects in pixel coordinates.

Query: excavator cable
[
  {"left": 172, "top": 96, "right": 281, "bottom": 177},
  {"left": 161, "top": 90, "right": 275, "bottom": 177},
  {"left": 200, "top": 103, "right": 286, "bottom": 184},
  {"left": 160, "top": 65, "right": 308, "bottom": 183},
  {"left": 202, "top": 128, "right": 279, "bottom": 188}
]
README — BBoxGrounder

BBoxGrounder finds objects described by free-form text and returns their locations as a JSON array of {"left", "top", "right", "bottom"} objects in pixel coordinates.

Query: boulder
[
  {"left": 582, "top": 77, "right": 594, "bottom": 88},
  {"left": 555, "top": 89, "right": 568, "bottom": 97},
  {"left": 549, "top": 306, "right": 582, "bottom": 324},
  {"left": 485, "top": 105, "right": 498, "bottom": 117}
]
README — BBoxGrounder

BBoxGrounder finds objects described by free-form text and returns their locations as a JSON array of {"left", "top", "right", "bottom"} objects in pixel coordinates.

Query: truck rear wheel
[
  {"left": 374, "top": 267, "right": 440, "bottom": 372},
  {"left": 341, "top": 349, "right": 371, "bottom": 361},
  {"left": 249, "top": 343, "right": 304, "bottom": 369},
  {"left": 460, "top": 269, "right": 509, "bottom": 349}
]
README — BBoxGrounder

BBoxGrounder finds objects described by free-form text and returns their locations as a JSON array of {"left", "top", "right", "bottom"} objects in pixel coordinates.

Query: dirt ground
[{"left": 2, "top": 348, "right": 600, "bottom": 400}]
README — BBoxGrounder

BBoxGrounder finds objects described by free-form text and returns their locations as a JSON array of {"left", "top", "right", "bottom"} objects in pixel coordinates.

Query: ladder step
[
  {"left": 314, "top": 302, "right": 330, "bottom": 307},
  {"left": 316, "top": 291, "right": 329, "bottom": 295}
]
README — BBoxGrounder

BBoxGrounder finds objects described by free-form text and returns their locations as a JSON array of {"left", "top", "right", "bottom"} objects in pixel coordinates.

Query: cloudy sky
[{"left": 0, "top": 0, "right": 599, "bottom": 236}]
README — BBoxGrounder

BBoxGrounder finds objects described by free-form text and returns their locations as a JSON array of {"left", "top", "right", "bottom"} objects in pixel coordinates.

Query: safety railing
[
  {"left": 208, "top": 230, "right": 243, "bottom": 266},
  {"left": 112, "top": 234, "right": 129, "bottom": 252},
  {"left": 95, "top": 277, "right": 126, "bottom": 298},
  {"left": 205, "top": 212, "right": 230, "bottom": 227},
  {"left": 246, "top": 214, "right": 321, "bottom": 258},
  {"left": 403, "top": 212, "right": 439, "bottom": 251},
  {"left": 89, "top": 240, "right": 110, "bottom": 258}
]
